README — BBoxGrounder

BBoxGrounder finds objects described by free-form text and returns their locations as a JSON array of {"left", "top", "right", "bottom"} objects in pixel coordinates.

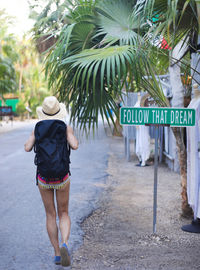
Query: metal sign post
[
  {"left": 153, "top": 126, "right": 159, "bottom": 234},
  {"left": 120, "top": 106, "right": 195, "bottom": 234}
]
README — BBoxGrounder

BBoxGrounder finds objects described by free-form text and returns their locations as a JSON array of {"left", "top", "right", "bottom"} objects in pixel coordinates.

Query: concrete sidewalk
[{"left": 71, "top": 132, "right": 199, "bottom": 270}]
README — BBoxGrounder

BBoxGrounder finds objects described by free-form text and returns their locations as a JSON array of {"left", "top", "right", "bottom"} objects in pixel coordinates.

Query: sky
[{"left": 0, "top": 0, "right": 34, "bottom": 37}]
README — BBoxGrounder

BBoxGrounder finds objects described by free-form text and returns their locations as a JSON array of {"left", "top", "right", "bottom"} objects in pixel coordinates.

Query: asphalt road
[{"left": 0, "top": 122, "right": 110, "bottom": 270}]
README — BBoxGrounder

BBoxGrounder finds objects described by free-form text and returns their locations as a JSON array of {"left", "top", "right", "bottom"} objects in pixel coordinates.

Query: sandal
[
  {"left": 60, "top": 243, "right": 71, "bottom": 267},
  {"left": 54, "top": 256, "right": 61, "bottom": 265}
]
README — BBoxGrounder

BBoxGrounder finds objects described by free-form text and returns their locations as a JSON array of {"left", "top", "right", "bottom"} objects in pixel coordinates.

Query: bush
[{"left": 16, "top": 100, "right": 26, "bottom": 119}]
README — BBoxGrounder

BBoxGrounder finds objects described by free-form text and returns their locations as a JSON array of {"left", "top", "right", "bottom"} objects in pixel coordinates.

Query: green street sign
[{"left": 120, "top": 107, "right": 195, "bottom": 127}]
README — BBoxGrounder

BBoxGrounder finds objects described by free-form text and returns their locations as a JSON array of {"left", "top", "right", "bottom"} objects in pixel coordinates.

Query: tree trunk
[
  {"left": 169, "top": 43, "right": 193, "bottom": 216},
  {"left": 191, "top": 35, "right": 200, "bottom": 92},
  {"left": 19, "top": 66, "right": 23, "bottom": 93},
  {"left": 112, "top": 118, "right": 123, "bottom": 136},
  {"left": 0, "top": 95, "right": 5, "bottom": 105},
  {"left": 171, "top": 127, "right": 193, "bottom": 217},
  {"left": 113, "top": 106, "right": 123, "bottom": 137}
]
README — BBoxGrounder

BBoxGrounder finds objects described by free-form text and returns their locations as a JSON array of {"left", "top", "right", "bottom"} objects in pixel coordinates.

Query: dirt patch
[{"left": 71, "top": 136, "right": 200, "bottom": 270}]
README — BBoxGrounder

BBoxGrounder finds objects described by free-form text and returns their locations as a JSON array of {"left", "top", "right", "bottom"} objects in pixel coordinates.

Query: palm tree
[
  {"left": 0, "top": 56, "right": 16, "bottom": 96},
  {"left": 44, "top": 0, "right": 167, "bottom": 131},
  {"left": 0, "top": 9, "right": 17, "bottom": 97}
]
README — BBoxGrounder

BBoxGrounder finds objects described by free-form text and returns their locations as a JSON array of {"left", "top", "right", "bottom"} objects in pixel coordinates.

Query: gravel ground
[{"left": 71, "top": 135, "right": 200, "bottom": 270}]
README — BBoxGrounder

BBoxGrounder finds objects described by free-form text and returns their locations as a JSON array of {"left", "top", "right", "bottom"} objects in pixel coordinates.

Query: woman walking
[{"left": 24, "top": 96, "right": 78, "bottom": 266}]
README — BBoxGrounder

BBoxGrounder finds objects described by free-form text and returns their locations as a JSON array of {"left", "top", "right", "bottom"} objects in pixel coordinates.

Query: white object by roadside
[
  {"left": 134, "top": 95, "right": 151, "bottom": 166},
  {"left": 187, "top": 85, "right": 200, "bottom": 218}
]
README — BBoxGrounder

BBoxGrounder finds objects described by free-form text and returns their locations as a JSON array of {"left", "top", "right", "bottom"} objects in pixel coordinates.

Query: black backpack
[{"left": 34, "top": 120, "right": 70, "bottom": 183}]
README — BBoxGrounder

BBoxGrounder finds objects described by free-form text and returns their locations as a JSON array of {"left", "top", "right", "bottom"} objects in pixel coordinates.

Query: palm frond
[
  {"left": 58, "top": 45, "right": 133, "bottom": 129},
  {"left": 44, "top": 0, "right": 171, "bottom": 131},
  {"left": 95, "top": 0, "right": 146, "bottom": 46}
]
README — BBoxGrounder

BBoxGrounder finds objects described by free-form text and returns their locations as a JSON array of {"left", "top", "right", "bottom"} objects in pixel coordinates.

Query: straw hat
[{"left": 36, "top": 96, "right": 67, "bottom": 121}]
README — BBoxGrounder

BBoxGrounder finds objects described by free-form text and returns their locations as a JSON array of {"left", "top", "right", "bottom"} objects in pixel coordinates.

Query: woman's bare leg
[
  {"left": 39, "top": 186, "right": 60, "bottom": 256},
  {"left": 56, "top": 181, "right": 71, "bottom": 244}
]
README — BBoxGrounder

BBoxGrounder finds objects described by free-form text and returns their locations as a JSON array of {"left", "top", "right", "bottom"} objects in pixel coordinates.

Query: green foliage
[
  {"left": 11, "top": 36, "right": 51, "bottom": 118},
  {"left": 145, "top": 0, "right": 200, "bottom": 87},
  {"left": 32, "top": 0, "right": 187, "bottom": 130},
  {"left": 0, "top": 56, "right": 17, "bottom": 94},
  {"left": 95, "top": 0, "right": 146, "bottom": 46},
  {"left": 25, "top": 88, "right": 49, "bottom": 117},
  {"left": 29, "top": 0, "right": 99, "bottom": 38},
  {"left": 29, "top": 0, "right": 65, "bottom": 35},
  {"left": 0, "top": 9, "right": 18, "bottom": 95},
  {"left": 16, "top": 86, "right": 49, "bottom": 118},
  {"left": 146, "top": 0, "right": 199, "bottom": 50},
  {"left": 0, "top": 10, "right": 18, "bottom": 62},
  {"left": 16, "top": 99, "right": 26, "bottom": 116}
]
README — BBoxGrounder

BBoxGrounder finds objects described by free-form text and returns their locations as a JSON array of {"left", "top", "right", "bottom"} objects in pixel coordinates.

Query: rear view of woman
[{"left": 24, "top": 96, "right": 78, "bottom": 266}]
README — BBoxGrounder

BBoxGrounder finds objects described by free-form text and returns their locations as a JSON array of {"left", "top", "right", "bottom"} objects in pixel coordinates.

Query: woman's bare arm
[
  {"left": 66, "top": 125, "right": 78, "bottom": 150},
  {"left": 24, "top": 130, "right": 35, "bottom": 152}
]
